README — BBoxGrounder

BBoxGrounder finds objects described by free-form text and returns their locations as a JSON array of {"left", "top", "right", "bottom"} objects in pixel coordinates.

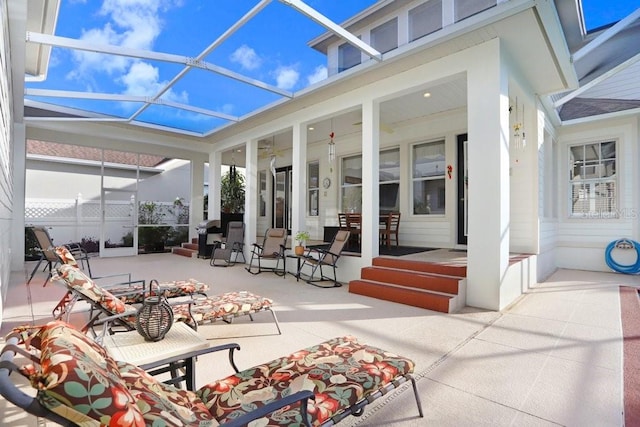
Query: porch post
[
  {"left": 245, "top": 139, "right": 259, "bottom": 257},
  {"left": 189, "top": 158, "right": 205, "bottom": 242},
  {"left": 466, "top": 39, "right": 511, "bottom": 310},
  {"left": 291, "top": 122, "right": 308, "bottom": 241},
  {"left": 361, "top": 99, "right": 381, "bottom": 263},
  {"left": 208, "top": 151, "right": 222, "bottom": 221}
]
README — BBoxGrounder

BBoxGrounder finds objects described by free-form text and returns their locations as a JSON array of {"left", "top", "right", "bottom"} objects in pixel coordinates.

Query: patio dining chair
[
  {"left": 210, "top": 221, "right": 246, "bottom": 266},
  {"left": 298, "top": 230, "right": 350, "bottom": 288},
  {"left": 245, "top": 228, "right": 288, "bottom": 276},
  {"left": 379, "top": 211, "right": 401, "bottom": 248},
  {"left": 26, "top": 226, "right": 92, "bottom": 285}
]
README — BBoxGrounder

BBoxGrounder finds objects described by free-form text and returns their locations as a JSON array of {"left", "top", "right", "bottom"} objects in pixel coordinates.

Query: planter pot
[{"left": 294, "top": 246, "right": 305, "bottom": 256}]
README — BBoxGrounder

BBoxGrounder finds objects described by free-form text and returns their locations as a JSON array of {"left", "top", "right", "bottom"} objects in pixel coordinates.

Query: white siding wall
[
  {"left": 0, "top": 1, "right": 13, "bottom": 322},
  {"left": 556, "top": 116, "right": 640, "bottom": 271}
]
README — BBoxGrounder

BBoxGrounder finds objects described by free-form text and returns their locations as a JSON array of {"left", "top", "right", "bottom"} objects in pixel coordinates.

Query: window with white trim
[
  {"left": 339, "top": 148, "right": 400, "bottom": 213},
  {"left": 338, "top": 42, "right": 361, "bottom": 72},
  {"left": 569, "top": 141, "right": 617, "bottom": 217},
  {"left": 412, "top": 139, "right": 445, "bottom": 215},
  {"left": 308, "top": 161, "right": 319, "bottom": 216},
  {"left": 259, "top": 170, "right": 267, "bottom": 217},
  {"left": 371, "top": 18, "right": 398, "bottom": 54},
  {"left": 409, "top": 0, "right": 443, "bottom": 42}
]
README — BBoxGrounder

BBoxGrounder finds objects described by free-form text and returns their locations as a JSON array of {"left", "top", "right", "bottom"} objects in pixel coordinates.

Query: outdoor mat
[{"left": 311, "top": 245, "right": 436, "bottom": 257}]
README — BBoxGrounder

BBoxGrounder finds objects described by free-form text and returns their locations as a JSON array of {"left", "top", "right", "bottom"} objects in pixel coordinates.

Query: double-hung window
[
  {"left": 308, "top": 161, "right": 319, "bottom": 216},
  {"left": 569, "top": 141, "right": 617, "bottom": 218},
  {"left": 412, "top": 139, "right": 445, "bottom": 215}
]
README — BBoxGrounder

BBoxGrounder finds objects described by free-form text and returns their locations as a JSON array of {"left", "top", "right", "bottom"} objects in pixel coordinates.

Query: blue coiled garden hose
[{"left": 604, "top": 238, "right": 640, "bottom": 274}]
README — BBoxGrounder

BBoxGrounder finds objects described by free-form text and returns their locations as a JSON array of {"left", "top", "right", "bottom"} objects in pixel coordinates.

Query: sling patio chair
[
  {"left": 50, "top": 246, "right": 209, "bottom": 321},
  {"left": 245, "top": 227, "right": 288, "bottom": 276},
  {"left": 0, "top": 320, "right": 423, "bottom": 427},
  {"left": 298, "top": 230, "right": 350, "bottom": 288},
  {"left": 210, "top": 221, "right": 246, "bottom": 267},
  {"left": 52, "top": 263, "right": 280, "bottom": 342},
  {"left": 26, "top": 226, "right": 92, "bottom": 285}
]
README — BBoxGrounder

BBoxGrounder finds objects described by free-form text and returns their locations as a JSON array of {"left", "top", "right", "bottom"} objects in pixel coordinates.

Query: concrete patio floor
[{"left": 1, "top": 250, "right": 637, "bottom": 426}]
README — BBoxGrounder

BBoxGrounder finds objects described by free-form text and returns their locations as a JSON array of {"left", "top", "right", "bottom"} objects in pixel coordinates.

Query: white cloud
[
  {"left": 307, "top": 65, "right": 327, "bottom": 85},
  {"left": 230, "top": 45, "right": 262, "bottom": 71},
  {"left": 120, "top": 61, "right": 188, "bottom": 103},
  {"left": 275, "top": 66, "right": 299, "bottom": 90},
  {"left": 70, "top": 0, "right": 178, "bottom": 78}
]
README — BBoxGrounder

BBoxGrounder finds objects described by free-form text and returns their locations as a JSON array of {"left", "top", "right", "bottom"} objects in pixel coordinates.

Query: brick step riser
[
  {"left": 172, "top": 247, "right": 196, "bottom": 258},
  {"left": 372, "top": 257, "right": 466, "bottom": 277},
  {"left": 349, "top": 280, "right": 451, "bottom": 313},
  {"left": 182, "top": 243, "right": 199, "bottom": 251},
  {"left": 361, "top": 267, "right": 459, "bottom": 295}
]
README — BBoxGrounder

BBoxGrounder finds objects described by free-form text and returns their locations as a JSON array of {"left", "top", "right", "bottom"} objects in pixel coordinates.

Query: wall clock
[{"left": 322, "top": 177, "right": 331, "bottom": 189}]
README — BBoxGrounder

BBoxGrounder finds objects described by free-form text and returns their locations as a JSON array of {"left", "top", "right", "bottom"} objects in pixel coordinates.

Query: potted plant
[
  {"left": 220, "top": 169, "right": 245, "bottom": 235},
  {"left": 294, "top": 231, "right": 310, "bottom": 256}
]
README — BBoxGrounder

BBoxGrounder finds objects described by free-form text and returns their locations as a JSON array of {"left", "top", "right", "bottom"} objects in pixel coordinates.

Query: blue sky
[{"left": 26, "top": 0, "right": 640, "bottom": 135}]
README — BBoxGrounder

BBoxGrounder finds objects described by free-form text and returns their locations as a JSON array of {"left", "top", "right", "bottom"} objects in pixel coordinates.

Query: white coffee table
[{"left": 103, "top": 322, "right": 209, "bottom": 389}]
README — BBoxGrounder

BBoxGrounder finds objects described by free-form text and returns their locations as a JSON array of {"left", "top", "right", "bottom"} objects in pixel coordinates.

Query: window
[
  {"left": 409, "top": 0, "right": 443, "bottom": 41},
  {"left": 455, "top": 0, "right": 496, "bottom": 22},
  {"left": 371, "top": 18, "right": 398, "bottom": 54},
  {"left": 338, "top": 42, "right": 361, "bottom": 72},
  {"left": 308, "top": 161, "right": 319, "bottom": 216},
  {"left": 412, "top": 140, "right": 445, "bottom": 215},
  {"left": 341, "top": 154, "right": 362, "bottom": 212},
  {"left": 569, "top": 141, "right": 617, "bottom": 217},
  {"left": 340, "top": 148, "right": 400, "bottom": 213},
  {"left": 380, "top": 148, "right": 400, "bottom": 213},
  {"left": 259, "top": 170, "right": 267, "bottom": 217}
]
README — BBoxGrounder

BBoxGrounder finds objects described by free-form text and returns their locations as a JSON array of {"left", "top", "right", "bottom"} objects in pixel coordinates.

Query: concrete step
[
  {"left": 372, "top": 257, "right": 466, "bottom": 277},
  {"left": 349, "top": 279, "right": 453, "bottom": 313},
  {"left": 360, "top": 266, "right": 460, "bottom": 295},
  {"left": 172, "top": 247, "right": 197, "bottom": 258}
]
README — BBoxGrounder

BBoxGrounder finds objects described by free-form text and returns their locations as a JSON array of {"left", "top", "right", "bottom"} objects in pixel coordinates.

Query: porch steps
[
  {"left": 172, "top": 239, "right": 199, "bottom": 258},
  {"left": 348, "top": 257, "right": 466, "bottom": 313}
]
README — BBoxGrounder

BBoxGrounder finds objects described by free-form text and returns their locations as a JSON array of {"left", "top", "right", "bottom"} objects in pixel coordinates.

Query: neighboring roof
[
  {"left": 27, "top": 140, "right": 167, "bottom": 167},
  {"left": 559, "top": 98, "right": 640, "bottom": 121}
]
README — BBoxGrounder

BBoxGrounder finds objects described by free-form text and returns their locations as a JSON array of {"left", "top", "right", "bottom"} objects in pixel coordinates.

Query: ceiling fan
[
  {"left": 258, "top": 137, "right": 284, "bottom": 177},
  {"left": 352, "top": 121, "right": 394, "bottom": 134}
]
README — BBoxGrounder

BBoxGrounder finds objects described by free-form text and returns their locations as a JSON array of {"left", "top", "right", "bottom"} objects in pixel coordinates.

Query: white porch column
[
  {"left": 208, "top": 151, "right": 222, "bottom": 221},
  {"left": 291, "top": 122, "right": 308, "bottom": 240},
  {"left": 245, "top": 139, "right": 259, "bottom": 254},
  {"left": 189, "top": 158, "right": 205, "bottom": 241},
  {"left": 466, "top": 39, "right": 511, "bottom": 310},
  {"left": 361, "top": 99, "right": 381, "bottom": 263}
]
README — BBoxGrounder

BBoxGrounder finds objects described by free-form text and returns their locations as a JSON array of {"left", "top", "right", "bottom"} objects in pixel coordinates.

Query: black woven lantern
[{"left": 135, "top": 295, "right": 173, "bottom": 342}]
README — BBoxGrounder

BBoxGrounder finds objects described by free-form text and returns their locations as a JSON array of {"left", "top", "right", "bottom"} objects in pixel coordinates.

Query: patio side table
[{"left": 102, "top": 322, "right": 209, "bottom": 390}]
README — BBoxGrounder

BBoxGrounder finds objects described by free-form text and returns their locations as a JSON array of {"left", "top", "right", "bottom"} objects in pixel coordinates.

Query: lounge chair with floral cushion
[
  {"left": 51, "top": 246, "right": 209, "bottom": 321},
  {"left": 0, "top": 320, "right": 423, "bottom": 426},
  {"left": 52, "top": 263, "right": 280, "bottom": 341}
]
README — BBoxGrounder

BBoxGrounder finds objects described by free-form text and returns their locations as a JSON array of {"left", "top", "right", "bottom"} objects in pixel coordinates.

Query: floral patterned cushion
[
  {"left": 55, "top": 263, "right": 132, "bottom": 315},
  {"left": 17, "top": 321, "right": 145, "bottom": 426},
  {"left": 172, "top": 291, "right": 274, "bottom": 325},
  {"left": 117, "top": 361, "right": 219, "bottom": 426},
  {"left": 15, "top": 320, "right": 220, "bottom": 427},
  {"left": 54, "top": 246, "right": 80, "bottom": 268},
  {"left": 196, "top": 335, "right": 415, "bottom": 426},
  {"left": 107, "top": 278, "right": 211, "bottom": 304}
]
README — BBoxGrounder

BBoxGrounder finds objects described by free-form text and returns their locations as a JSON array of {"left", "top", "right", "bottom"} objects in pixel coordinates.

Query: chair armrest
[
  {"left": 220, "top": 390, "right": 314, "bottom": 427},
  {"left": 138, "top": 342, "right": 242, "bottom": 374}
]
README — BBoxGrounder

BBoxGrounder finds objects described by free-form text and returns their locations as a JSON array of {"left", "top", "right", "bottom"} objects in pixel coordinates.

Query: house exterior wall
[
  {"left": 0, "top": 2, "right": 13, "bottom": 323},
  {"left": 555, "top": 115, "right": 640, "bottom": 272}
]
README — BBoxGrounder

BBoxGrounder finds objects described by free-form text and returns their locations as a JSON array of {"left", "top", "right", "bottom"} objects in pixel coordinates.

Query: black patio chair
[{"left": 210, "top": 221, "right": 246, "bottom": 267}]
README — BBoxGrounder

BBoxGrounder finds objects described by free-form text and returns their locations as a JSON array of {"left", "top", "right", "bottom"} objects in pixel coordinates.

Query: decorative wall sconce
[{"left": 510, "top": 97, "right": 526, "bottom": 150}]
